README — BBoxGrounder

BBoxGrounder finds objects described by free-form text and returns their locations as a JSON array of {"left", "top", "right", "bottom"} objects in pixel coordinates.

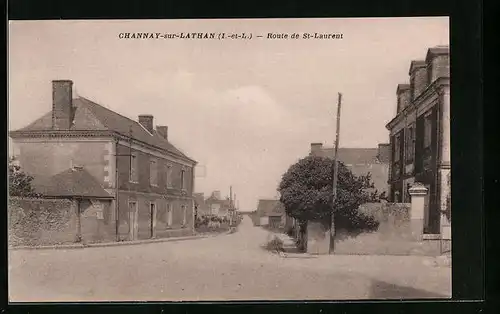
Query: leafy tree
[
  {"left": 8, "top": 157, "right": 41, "bottom": 197},
  {"left": 278, "top": 156, "right": 380, "bottom": 233}
]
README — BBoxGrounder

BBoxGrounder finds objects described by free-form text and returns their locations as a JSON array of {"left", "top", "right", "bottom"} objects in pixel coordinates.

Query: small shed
[{"left": 33, "top": 166, "right": 114, "bottom": 243}]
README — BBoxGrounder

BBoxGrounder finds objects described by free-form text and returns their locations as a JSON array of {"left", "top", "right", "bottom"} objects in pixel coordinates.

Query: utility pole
[{"left": 330, "top": 92, "right": 343, "bottom": 254}]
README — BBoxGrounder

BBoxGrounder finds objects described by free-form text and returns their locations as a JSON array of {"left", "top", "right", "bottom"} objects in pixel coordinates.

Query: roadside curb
[{"left": 10, "top": 234, "right": 214, "bottom": 251}]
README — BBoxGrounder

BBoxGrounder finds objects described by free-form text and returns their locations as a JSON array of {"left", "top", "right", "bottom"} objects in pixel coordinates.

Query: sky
[{"left": 8, "top": 17, "right": 449, "bottom": 211}]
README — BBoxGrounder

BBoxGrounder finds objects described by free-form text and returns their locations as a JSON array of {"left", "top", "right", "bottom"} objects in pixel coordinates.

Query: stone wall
[
  {"left": 334, "top": 202, "right": 440, "bottom": 256},
  {"left": 8, "top": 197, "right": 78, "bottom": 246}
]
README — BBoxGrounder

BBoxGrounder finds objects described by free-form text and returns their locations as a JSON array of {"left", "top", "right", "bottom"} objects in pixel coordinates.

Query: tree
[
  {"left": 8, "top": 157, "right": 41, "bottom": 197},
  {"left": 278, "top": 156, "right": 380, "bottom": 233}
]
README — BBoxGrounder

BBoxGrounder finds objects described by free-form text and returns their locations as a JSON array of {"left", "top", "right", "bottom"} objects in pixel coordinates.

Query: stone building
[
  {"left": 9, "top": 80, "right": 197, "bottom": 242},
  {"left": 256, "top": 199, "right": 293, "bottom": 229},
  {"left": 385, "top": 45, "right": 450, "bottom": 237},
  {"left": 204, "top": 190, "right": 233, "bottom": 219},
  {"left": 310, "top": 143, "right": 391, "bottom": 196}
]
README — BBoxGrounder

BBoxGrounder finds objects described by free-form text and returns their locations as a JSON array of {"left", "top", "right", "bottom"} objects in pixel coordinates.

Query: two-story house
[
  {"left": 204, "top": 190, "right": 234, "bottom": 219},
  {"left": 9, "top": 80, "right": 198, "bottom": 242},
  {"left": 385, "top": 45, "right": 450, "bottom": 236}
]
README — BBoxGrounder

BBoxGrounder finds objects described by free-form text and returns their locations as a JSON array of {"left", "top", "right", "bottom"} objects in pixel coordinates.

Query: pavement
[
  {"left": 8, "top": 216, "right": 451, "bottom": 302},
  {"left": 9, "top": 234, "right": 213, "bottom": 251}
]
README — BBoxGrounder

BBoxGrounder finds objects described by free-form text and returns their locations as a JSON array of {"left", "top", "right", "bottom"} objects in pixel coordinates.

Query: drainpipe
[{"left": 114, "top": 137, "right": 120, "bottom": 242}]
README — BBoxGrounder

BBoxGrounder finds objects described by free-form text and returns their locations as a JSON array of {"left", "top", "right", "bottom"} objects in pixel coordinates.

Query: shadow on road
[{"left": 369, "top": 279, "right": 450, "bottom": 299}]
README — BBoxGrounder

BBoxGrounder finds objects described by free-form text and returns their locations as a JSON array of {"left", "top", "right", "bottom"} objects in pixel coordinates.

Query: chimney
[
  {"left": 212, "top": 190, "right": 221, "bottom": 200},
  {"left": 310, "top": 143, "right": 324, "bottom": 157},
  {"left": 157, "top": 125, "right": 168, "bottom": 140},
  {"left": 425, "top": 46, "right": 450, "bottom": 84},
  {"left": 52, "top": 80, "right": 74, "bottom": 130},
  {"left": 396, "top": 84, "right": 411, "bottom": 113},
  {"left": 409, "top": 60, "right": 428, "bottom": 101},
  {"left": 138, "top": 115, "right": 154, "bottom": 133}
]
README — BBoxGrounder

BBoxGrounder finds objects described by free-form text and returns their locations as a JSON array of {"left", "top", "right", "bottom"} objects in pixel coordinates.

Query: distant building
[
  {"left": 204, "top": 190, "right": 234, "bottom": 219},
  {"left": 310, "top": 143, "right": 391, "bottom": 196},
  {"left": 9, "top": 80, "right": 197, "bottom": 242},
  {"left": 385, "top": 45, "right": 450, "bottom": 235},
  {"left": 256, "top": 199, "right": 293, "bottom": 229}
]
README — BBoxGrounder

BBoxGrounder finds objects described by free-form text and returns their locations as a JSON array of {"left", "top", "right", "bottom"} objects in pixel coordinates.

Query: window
[
  {"left": 424, "top": 113, "right": 433, "bottom": 148},
  {"left": 394, "top": 134, "right": 401, "bottom": 162},
  {"left": 181, "top": 169, "right": 186, "bottom": 190},
  {"left": 129, "top": 153, "right": 138, "bottom": 182},
  {"left": 150, "top": 159, "right": 158, "bottom": 186},
  {"left": 166, "top": 164, "right": 173, "bottom": 188},
  {"left": 405, "top": 125, "right": 415, "bottom": 162},
  {"left": 166, "top": 203, "right": 173, "bottom": 227}
]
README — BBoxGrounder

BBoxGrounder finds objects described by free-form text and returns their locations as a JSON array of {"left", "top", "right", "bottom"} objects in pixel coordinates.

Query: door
[
  {"left": 128, "top": 201, "right": 138, "bottom": 240},
  {"left": 150, "top": 202, "right": 157, "bottom": 238}
]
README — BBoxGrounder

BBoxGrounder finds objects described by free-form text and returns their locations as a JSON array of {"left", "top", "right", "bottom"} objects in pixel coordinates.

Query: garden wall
[
  {"left": 334, "top": 202, "right": 440, "bottom": 256},
  {"left": 8, "top": 197, "right": 78, "bottom": 247}
]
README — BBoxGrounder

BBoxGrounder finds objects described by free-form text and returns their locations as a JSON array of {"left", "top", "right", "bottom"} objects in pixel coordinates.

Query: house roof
[
  {"left": 321, "top": 148, "right": 382, "bottom": 165},
  {"left": 318, "top": 147, "right": 389, "bottom": 194},
  {"left": 425, "top": 45, "right": 449, "bottom": 63},
  {"left": 12, "top": 96, "right": 195, "bottom": 164},
  {"left": 33, "top": 167, "right": 113, "bottom": 199},
  {"left": 257, "top": 199, "right": 285, "bottom": 217}
]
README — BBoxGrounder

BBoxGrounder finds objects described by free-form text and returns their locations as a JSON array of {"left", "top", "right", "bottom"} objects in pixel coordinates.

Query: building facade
[
  {"left": 310, "top": 143, "right": 391, "bottom": 196},
  {"left": 256, "top": 199, "right": 293, "bottom": 229},
  {"left": 204, "top": 190, "right": 233, "bottom": 219},
  {"left": 10, "top": 80, "right": 197, "bottom": 242},
  {"left": 385, "top": 45, "right": 450, "bottom": 235}
]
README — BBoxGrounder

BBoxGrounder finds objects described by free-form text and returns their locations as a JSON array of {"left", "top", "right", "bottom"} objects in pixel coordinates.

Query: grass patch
[{"left": 265, "top": 236, "right": 284, "bottom": 253}]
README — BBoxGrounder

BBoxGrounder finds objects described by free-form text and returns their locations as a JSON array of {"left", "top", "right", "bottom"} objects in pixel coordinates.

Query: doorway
[
  {"left": 128, "top": 201, "right": 138, "bottom": 240},
  {"left": 150, "top": 202, "right": 157, "bottom": 238}
]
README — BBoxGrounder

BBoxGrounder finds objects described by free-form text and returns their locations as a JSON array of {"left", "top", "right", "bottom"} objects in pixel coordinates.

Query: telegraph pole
[{"left": 330, "top": 93, "right": 343, "bottom": 254}]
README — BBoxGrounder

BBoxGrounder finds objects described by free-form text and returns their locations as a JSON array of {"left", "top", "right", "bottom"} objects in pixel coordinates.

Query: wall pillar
[
  {"left": 306, "top": 221, "right": 330, "bottom": 255},
  {"left": 408, "top": 182, "right": 429, "bottom": 241},
  {"left": 440, "top": 88, "right": 451, "bottom": 167},
  {"left": 439, "top": 88, "right": 451, "bottom": 250}
]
